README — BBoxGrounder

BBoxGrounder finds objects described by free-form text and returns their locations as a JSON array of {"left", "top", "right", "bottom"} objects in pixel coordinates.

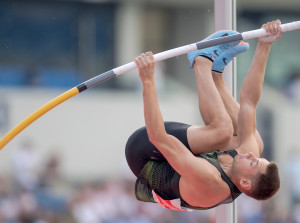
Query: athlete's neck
[{"left": 218, "top": 153, "right": 234, "bottom": 179}]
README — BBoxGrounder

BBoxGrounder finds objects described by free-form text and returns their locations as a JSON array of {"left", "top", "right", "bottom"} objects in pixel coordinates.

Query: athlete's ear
[{"left": 239, "top": 178, "right": 252, "bottom": 190}]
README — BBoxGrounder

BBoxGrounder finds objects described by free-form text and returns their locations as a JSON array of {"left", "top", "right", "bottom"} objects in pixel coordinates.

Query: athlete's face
[{"left": 233, "top": 152, "right": 269, "bottom": 177}]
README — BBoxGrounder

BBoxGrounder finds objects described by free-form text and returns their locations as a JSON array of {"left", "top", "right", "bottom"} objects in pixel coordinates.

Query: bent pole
[{"left": 0, "top": 21, "right": 300, "bottom": 150}]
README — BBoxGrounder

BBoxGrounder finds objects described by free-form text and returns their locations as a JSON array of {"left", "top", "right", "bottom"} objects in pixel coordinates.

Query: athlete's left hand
[
  {"left": 259, "top": 20, "right": 283, "bottom": 45},
  {"left": 135, "top": 51, "right": 156, "bottom": 84}
]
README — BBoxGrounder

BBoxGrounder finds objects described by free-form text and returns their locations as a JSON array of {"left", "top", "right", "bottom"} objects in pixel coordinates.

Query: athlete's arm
[
  {"left": 135, "top": 52, "right": 219, "bottom": 187},
  {"left": 135, "top": 52, "right": 166, "bottom": 142},
  {"left": 153, "top": 134, "right": 221, "bottom": 188},
  {"left": 237, "top": 20, "right": 282, "bottom": 155}
]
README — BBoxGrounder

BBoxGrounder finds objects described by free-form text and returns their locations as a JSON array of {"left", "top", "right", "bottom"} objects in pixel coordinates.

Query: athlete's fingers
[
  {"left": 135, "top": 54, "right": 146, "bottom": 70},
  {"left": 276, "top": 19, "right": 283, "bottom": 37},
  {"left": 267, "top": 22, "right": 274, "bottom": 34},
  {"left": 146, "top": 51, "right": 155, "bottom": 62},
  {"left": 141, "top": 52, "right": 156, "bottom": 69},
  {"left": 136, "top": 53, "right": 147, "bottom": 68},
  {"left": 141, "top": 53, "right": 149, "bottom": 64},
  {"left": 271, "top": 21, "right": 277, "bottom": 33},
  {"left": 134, "top": 57, "right": 141, "bottom": 69}
]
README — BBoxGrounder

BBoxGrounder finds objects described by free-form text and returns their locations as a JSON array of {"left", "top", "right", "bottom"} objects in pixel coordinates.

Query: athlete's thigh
[
  {"left": 187, "top": 125, "right": 231, "bottom": 154},
  {"left": 125, "top": 122, "right": 192, "bottom": 176}
]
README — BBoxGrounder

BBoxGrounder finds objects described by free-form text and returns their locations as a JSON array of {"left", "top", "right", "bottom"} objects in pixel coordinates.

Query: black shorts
[{"left": 125, "top": 121, "right": 191, "bottom": 177}]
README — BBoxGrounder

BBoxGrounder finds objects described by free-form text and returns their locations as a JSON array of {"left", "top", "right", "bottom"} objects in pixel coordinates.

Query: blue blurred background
[{"left": 0, "top": 0, "right": 300, "bottom": 222}]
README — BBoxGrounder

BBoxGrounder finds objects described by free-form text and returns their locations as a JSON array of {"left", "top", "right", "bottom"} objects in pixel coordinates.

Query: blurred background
[{"left": 0, "top": 0, "right": 299, "bottom": 222}]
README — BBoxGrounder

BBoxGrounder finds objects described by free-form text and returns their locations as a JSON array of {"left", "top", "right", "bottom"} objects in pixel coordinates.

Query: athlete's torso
[{"left": 133, "top": 122, "right": 241, "bottom": 210}]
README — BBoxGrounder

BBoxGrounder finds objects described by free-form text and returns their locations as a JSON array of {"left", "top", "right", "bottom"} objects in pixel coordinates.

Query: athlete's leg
[
  {"left": 213, "top": 71, "right": 264, "bottom": 150},
  {"left": 125, "top": 126, "right": 163, "bottom": 203},
  {"left": 213, "top": 72, "right": 239, "bottom": 135},
  {"left": 212, "top": 42, "right": 250, "bottom": 135},
  {"left": 186, "top": 31, "right": 242, "bottom": 154},
  {"left": 125, "top": 126, "right": 164, "bottom": 177},
  {"left": 193, "top": 57, "right": 231, "bottom": 127},
  {"left": 186, "top": 31, "right": 249, "bottom": 154},
  {"left": 186, "top": 56, "right": 234, "bottom": 154}
]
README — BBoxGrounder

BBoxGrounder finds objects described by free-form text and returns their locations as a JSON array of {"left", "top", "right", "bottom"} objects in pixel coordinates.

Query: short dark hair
[{"left": 246, "top": 162, "right": 280, "bottom": 200}]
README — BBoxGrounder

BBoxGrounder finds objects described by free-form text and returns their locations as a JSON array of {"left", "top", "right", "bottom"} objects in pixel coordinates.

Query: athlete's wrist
[
  {"left": 256, "top": 42, "right": 272, "bottom": 51},
  {"left": 142, "top": 79, "right": 156, "bottom": 86}
]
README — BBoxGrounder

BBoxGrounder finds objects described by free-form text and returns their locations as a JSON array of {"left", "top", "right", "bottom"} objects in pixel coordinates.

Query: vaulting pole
[{"left": 0, "top": 21, "right": 299, "bottom": 150}]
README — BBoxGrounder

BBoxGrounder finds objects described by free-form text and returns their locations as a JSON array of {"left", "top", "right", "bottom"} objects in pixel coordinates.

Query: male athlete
[{"left": 125, "top": 20, "right": 282, "bottom": 211}]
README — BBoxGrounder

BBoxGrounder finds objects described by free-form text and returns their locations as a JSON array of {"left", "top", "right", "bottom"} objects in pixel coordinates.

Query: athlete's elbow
[
  {"left": 148, "top": 130, "right": 167, "bottom": 145},
  {"left": 148, "top": 135, "right": 159, "bottom": 145},
  {"left": 255, "top": 131, "right": 264, "bottom": 154},
  {"left": 240, "top": 89, "right": 260, "bottom": 107}
]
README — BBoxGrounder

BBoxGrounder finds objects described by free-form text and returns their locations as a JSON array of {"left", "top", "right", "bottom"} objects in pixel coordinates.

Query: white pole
[{"left": 214, "top": 0, "right": 237, "bottom": 223}]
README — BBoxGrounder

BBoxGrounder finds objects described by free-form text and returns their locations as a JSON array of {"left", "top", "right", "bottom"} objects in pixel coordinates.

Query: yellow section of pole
[{"left": 0, "top": 87, "right": 80, "bottom": 150}]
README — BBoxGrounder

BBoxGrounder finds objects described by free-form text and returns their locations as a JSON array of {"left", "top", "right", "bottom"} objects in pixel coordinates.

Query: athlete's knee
[
  {"left": 214, "top": 117, "right": 234, "bottom": 146},
  {"left": 217, "top": 126, "right": 233, "bottom": 147}
]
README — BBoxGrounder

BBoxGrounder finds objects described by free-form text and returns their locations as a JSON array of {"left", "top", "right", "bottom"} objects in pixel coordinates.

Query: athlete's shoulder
[{"left": 180, "top": 172, "right": 230, "bottom": 208}]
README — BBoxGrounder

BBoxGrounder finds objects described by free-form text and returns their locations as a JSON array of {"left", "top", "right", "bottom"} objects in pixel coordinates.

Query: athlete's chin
[
  {"left": 233, "top": 155, "right": 243, "bottom": 165},
  {"left": 234, "top": 154, "right": 241, "bottom": 160},
  {"left": 236, "top": 154, "right": 244, "bottom": 160}
]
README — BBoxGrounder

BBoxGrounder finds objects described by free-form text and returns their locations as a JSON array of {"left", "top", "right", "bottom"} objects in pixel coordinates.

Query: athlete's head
[{"left": 232, "top": 152, "right": 280, "bottom": 200}]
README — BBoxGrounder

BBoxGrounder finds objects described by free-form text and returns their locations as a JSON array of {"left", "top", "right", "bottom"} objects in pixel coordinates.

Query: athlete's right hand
[{"left": 135, "top": 51, "right": 156, "bottom": 84}]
